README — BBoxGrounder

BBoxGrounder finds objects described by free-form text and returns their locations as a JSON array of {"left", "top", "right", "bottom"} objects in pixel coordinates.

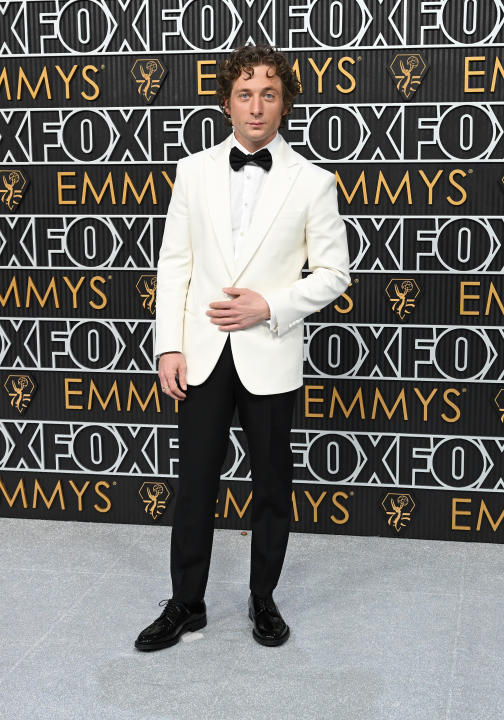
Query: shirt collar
[{"left": 231, "top": 130, "right": 280, "bottom": 159}]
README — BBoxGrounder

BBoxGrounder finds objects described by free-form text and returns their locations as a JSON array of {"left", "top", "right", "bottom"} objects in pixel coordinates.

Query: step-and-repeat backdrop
[{"left": 1, "top": 0, "right": 503, "bottom": 542}]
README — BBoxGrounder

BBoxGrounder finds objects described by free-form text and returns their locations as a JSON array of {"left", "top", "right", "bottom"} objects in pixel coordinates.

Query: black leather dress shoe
[
  {"left": 248, "top": 593, "right": 290, "bottom": 646},
  {"left": 135, "top": 598, "right": 207, "bottom": 651}
]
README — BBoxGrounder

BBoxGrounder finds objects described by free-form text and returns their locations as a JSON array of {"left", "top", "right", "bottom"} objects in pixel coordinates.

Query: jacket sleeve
[
  {"left": 154, "top": 159, "right": 193, "bottom": 358},
  {"left": 261, "top": 293, "right": 279, "bottom": 333},
  {"left": 265, "top": 172, "right": 350, "bottom": 337}
]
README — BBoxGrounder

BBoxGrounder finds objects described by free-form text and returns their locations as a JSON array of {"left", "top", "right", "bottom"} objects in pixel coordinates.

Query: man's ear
[{"left": 224, "top": 97, "right": 231, "bottom": 118}]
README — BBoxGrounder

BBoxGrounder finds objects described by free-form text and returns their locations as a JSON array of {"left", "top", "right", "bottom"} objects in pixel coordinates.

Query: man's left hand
[{"left": 206, "top": 287, "right": 270, "bottom": 331}]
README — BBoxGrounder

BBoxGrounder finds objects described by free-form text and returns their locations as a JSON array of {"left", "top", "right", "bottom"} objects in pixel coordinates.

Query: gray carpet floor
[{"left": 0, "top": 517, "right": 502, "bottom": 720}]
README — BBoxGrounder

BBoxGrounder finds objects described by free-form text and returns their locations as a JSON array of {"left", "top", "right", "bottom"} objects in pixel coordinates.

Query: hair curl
[{"left": 216, "top": 45, "right": 300, "bottom": 128}]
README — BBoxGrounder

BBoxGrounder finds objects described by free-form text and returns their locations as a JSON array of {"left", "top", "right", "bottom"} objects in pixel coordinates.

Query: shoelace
[
  {"left": 158, "top": 598, "right": 184, "bottom": 622},
  {"left": 253, "top": 596, "right": 278, "bottom": 615}
]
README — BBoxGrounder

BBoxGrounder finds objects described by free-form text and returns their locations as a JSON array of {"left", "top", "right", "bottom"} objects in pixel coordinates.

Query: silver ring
[{"left": 161, "top": 385, "right": 169, "bottom": 391}]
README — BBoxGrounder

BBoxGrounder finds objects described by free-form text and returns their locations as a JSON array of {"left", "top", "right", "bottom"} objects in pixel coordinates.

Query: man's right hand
[{"left": 158, "top": 352, "right": 187, "bottom": 401}]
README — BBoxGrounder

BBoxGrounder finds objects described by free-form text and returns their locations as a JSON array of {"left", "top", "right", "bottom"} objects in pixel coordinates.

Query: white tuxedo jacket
[{"left": 154, "top": 132, "right": 350, "bottom": 394}]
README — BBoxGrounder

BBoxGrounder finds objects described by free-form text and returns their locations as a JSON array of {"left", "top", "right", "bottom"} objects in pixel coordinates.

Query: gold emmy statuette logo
[
  {"left": 0, "top": 169, "right": 28, "bottom": 212},
  {"left": 3, "top": 374, "right": 37, "bottom": 414},
  {"left": 381, "top": 493, "right": 415, "bottom": 533},
  {"left": 388, "top": 53, "right": 429, "bottom": 100},
  {"left": 385, "top": 278, "right": 420, "bottom": 320},
  {"left": 139, "top": 481, "right": 172, "bottom": 520},
  {"left": 498, "top": 173, "right": 504, "bottom": 196},
  {"left": 494, "top": 389, "right": 504, "bottom": 423},
  {"left": 136, "top": 274, "right": 157, "bottom": 315},
  {"left": 130, "top": 59, "right": 167, "bottom": 103}
]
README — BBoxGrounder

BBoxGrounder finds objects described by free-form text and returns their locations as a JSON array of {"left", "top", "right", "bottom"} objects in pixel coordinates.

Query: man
[{"left": 135, "top": 45, "right": 350, "bottom": 651}]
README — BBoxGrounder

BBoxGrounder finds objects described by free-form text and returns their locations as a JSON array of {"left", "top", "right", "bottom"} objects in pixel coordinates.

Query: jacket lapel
[
  {"left": 205, "top": 133, "right": 235, "bottom": 277},
  {"left": 204, "top": 132, "right": 301, "bottom": 282},
  {"left": 231, "top": 134, "right": 301, "bottom": 283}
]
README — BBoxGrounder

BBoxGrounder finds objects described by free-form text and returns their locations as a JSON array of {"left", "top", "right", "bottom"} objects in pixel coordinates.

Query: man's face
[{"left": 224, "top": 64, "right": 287, "bottom": 153}]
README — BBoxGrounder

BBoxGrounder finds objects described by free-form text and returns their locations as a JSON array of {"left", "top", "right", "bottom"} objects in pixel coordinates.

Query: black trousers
[{"left": 170, "top": 335, "right": 298, "bottom": 606}]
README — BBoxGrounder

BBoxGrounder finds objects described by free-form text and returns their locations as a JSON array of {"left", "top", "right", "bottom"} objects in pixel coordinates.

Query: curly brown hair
[{"left": 216, "top": 45, "right": 300, "bottom": 128}]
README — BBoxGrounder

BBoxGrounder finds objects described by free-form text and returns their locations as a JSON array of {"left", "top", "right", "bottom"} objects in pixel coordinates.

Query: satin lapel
[
  {"left": 205, "top": 134, "right": 235, "bottom": 278},
  {"left": 231, "top": 135, "right": 301, "bottom": 284}
]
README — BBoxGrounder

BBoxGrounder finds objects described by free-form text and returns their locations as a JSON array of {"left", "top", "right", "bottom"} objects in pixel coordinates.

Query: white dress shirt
[{"left": 230, "top": 130, "right": 279, "bottom": 333}]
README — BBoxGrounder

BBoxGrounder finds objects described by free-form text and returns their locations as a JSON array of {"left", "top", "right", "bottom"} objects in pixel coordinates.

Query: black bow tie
[{"left": 229, "top": 146, "right": 272, "bottom": 172}]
